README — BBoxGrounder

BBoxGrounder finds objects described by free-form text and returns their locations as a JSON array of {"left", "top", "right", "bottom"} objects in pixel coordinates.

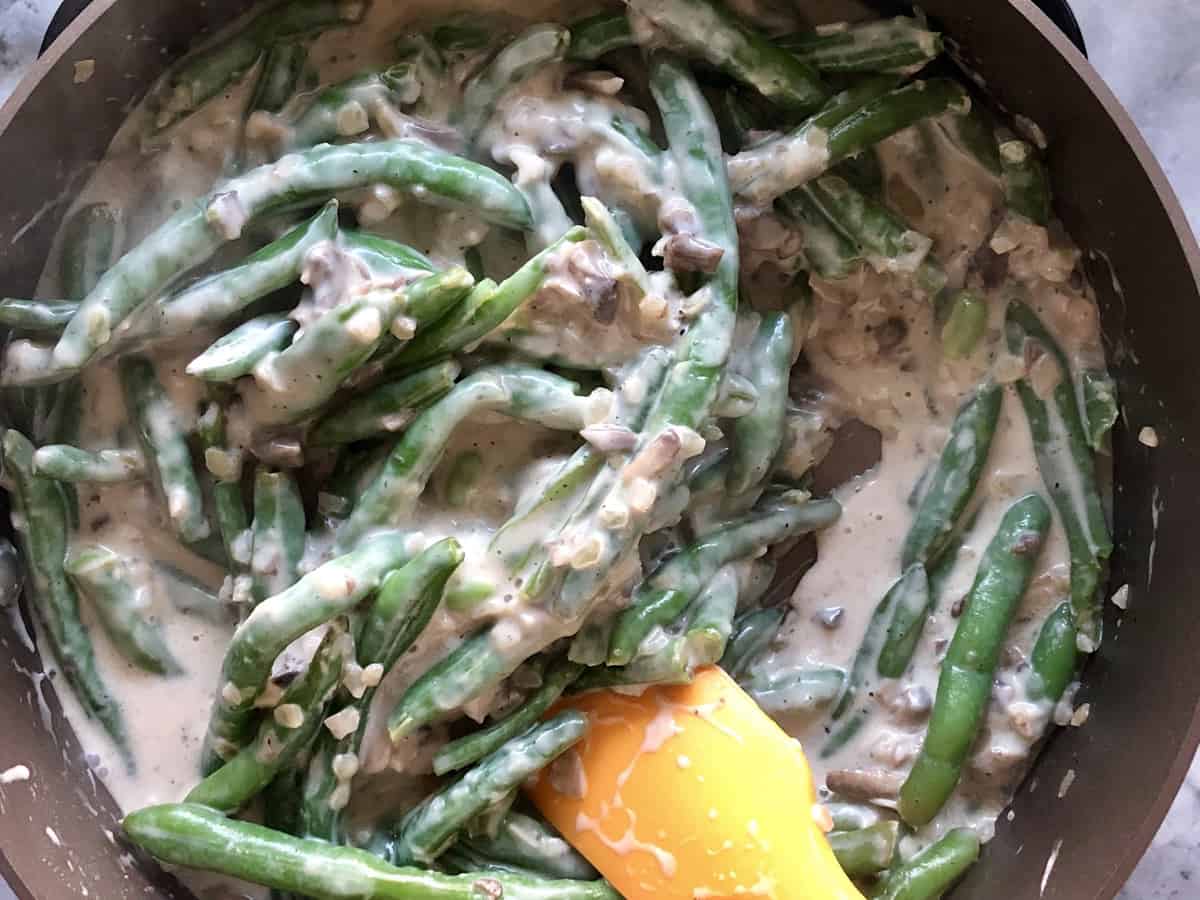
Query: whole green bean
[
  {"left": 433, "top": 660, "right": 584, "bottom": 775},
  {"left": 384, "top": 227, "right": 587, "bottom": 368},
  {"left": 123, "top": 803, "right": 621, "bottom": 900},
  {"left": 828, "top": 821, "right": 900, "bottom": 877},
  {"left": 196, "top": 402, "right": 251, "bottom": 573},
  {"left": 461, "top": 812, "right": 597, "bottom": 881},
  {"left": 459, "top": 25, "right": 571, "bottom": 140},
  {"left": 629, "top": 0, "right": 828, "bottom": 112},
  {"left": 1028, "top": 599, "right": 1077, "bottom": 703},
  {"left": 1006, "top": 301, "right": 1111, "bottom": 643},
  {"left": 0, "top": 298, "right": 80, "bottom": 335},
  {"left": 568, "top": 11, "right": 633, "bottom": 61},
  {"left": 65, "top": 544, "right": 182, "bottom": 676},
  {"left": 608, "top": 494, "right": 841, "bottom": 665},
  {"left": 310, "top": 360, "right": 461, "bottom": 445},
  {"left": 377, "top": 712, "right": 587, "bottom": 866},
  {"left": 1000, "top": 139, "right": 1052, "bottom": 226},
  {"left": 721, "top": 606, "right": 786, "bottom": 680},
  {"left": 898, "top": 493, "right": 1051, "bottom": 826},
  {"left": 728, "top": 312, "right": 793, "bottom": 493},
  {"left": 187, "top": 622, "right": 346, "bottom": 813},
  {"left": 201, "top": 532, "right": 411, "bottom": 773},
  {"left": 187, "top": 314, "right": 298, "bottom": 382},
  {"left": 727, "top": 79, "right": 970, "bottom": 205},
  {"left": 32, "top": 445, "right": 143, "bottom": 483},
  {"left": 120, "top": 355, "right": 211, "bottom": 544},
  {"left": 874, "top": 828, "right": 981, "bottom": 900},
  {"left": 250, "top": 469, "right": 306, "bottom": 607},
  {"left": 902, "top": 381, "right": 1002, "bottom": 569},
  {"left": 337, "top": 365, "right": 597, "bottom": 549},
  {"left": 1, "top": 431, "right": 129, "bottom": 760},
  {"left": 781, "top": 17, "right": 942, "bottom": 75},
  {"left": 43, "top": 140, "right": 531, "bottom": 375}
]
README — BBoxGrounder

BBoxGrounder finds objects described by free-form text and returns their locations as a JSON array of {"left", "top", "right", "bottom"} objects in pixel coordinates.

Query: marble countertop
[{"left": 0, "top": 1, "right": 1196, "bottom": 898}]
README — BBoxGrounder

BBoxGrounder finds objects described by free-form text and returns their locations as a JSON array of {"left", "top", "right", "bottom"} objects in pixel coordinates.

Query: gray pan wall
[{"left": 0, "top": 1, "right": 1196, "bottom": 898}]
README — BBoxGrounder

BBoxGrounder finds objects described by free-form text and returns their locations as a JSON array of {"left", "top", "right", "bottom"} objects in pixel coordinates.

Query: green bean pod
[
  {"left": 941, "top": 290, "right": 989, "bottom": 358},
  {"left": 250, "top": 469, "right": 306, "bottom": 607},
  {"left": 0, "top": 298, "right": 80, "bottom": 335},
  {"left": 32, "top": 445, "right": 144, "bottom": 483},
  {"left": 310, "top": 360, "right": 461, "bottom": 445},
  {"left": 898, "top": 493, "right": 1051, "bottom": 826},
  {"left": 196, "top": 402, "right": 251, "bottom": 574},
  {"left": 59, "top": 202, "right": 119, "bottom": 300},
  {"left": 248, "top": 41, "right": 307, "bottom": 114},
  {"left": 187, "top": 314, "right": 298, "bottom": 382},
  {"left": 458, "top": 25, "right": 571, "bottom": 141},
  {"left": 728, "top": 312, "right": 793, "bottom": 494},
  {"left": 461, "top": 812, "right": 598, "bottom": 881},
  {"left": 721, "top": 606, "right": 786, "bottom": 680},
  {"left": 1000, "top": 139, "right": 1052, "bottom": 225},
  {"left": 874, "top": 828, "right": 980, "bottom": 900},
  {"left": 1027, "top": 599, "right": 1077, "bottom": 703},
  {"left": 781, "top": 17, "right": 942, "bottom": 75},
  {"left": 827, "top": 821, "right": 900, "bottom": 877}
]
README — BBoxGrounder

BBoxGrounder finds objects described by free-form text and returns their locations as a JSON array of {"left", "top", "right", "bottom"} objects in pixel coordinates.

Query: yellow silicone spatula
[{"left": 527, "top": 666, "right": 865, "bottom": 900}]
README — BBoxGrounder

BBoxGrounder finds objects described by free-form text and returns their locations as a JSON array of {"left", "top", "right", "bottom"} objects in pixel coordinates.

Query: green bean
[
  {"left": 727, "top": 79, "right": 970, "bottom": 205},
  {"left": 341, "top": 230, "right": 436, "bottom": 277},
  {"left": 778, "top": 188, "right": 864, "bottom": 278},
  {"left": 301, "top": 539, "right": 462, "bottom": 842},
  {"left": 119, "top": 355, "right": 210, "bottom": 544},
  {"left": 874, "top": 828, "right": 981, "bottom": 900},
  {"left": 65, "top": 543, "right": 182, "bottom": 676},
  {"left": 201, "top": 532, "right": 411, "bottom": 773},
  {"left": 337, "top": 365, "right": 597, "bottom": 549},
  {"left": 1006, "top": 301, "right": 1111, "bottom": 643},
  {"left": 187, "top": 622, "right": 346, "bottom": 813},
  {"left": 826, "top": 802, "right": 883, "bottom": 832},
  {"left": 721, "top": 606, "right": 786, "bottom": 680},
  {"left": 283, "top": 66, "right": 421, "bottom": 151},
  {"left": 902, "top": 381, "right": 1002, "bottom": 569},
  {"left": 898, "top": 493, "right": 1051, "bottom": 826},
  {"left": 39, "top": 141, "right": 531, "bottom": 376},
  {"left": 377, "top": 712, "right": 587, "bottom": 866},
  {"left": 1000, "top": 139, "right": 1052, "bottom": 225},
  {"left": 187, "top": 314, "right": 297, "bottom": 382},
  {"left": 1081, "top": 368, "right": 1118, "bottom": 451},
  {"left": 728, "top": 312, "right": 792, "bottom": 493},
  {"left": 440, "top": 452, "right": 481, "bottom": 508},
  {"left": 874, "top": 564, "right": 932, "bottom": 680},
  {"left": 123, "top": 803, "right": 621, "bottom": 900},
  {"left": 0, "top": 299, "right": 79, "bottom": 335},
  {"left": 568, "top": 11, "right": 633, "bottom": 61},
  {"left": 459, "top": 25, "right": 571, "bottom": 141},
  {"left": 629, "top": 0, "right": 828, "bottom": 112},
  {"left": 433, "top": 659, "right": 582, "bottom": 776},
  {"left": 608, "top": 493, "right": 840, "bottom": 665},
  {"left": 32, "top": 445, "right": 143, "bottom": 483},
  {"left": 941, "top": 290, "right": 988, "bottom": 358},
  {"left": 746, "top": 667, "right": 845, "bottom": 714},
  {"left": 938, "top": 103, "right": 1002, "bottom": 176},
  {"left": 195, "top": 402, "right": 251, "bottom": 574},
  {"left": 249, "top": 41, "right": 307, "bottom": 114},
  {"left": 461, "top": 812, "right": 598, "bottom": 881},
  {"left": 1028, "top": 599, "right": 1077, "bottom": 703},
  {"left": 581, "top": 196, "right": 652, "bottom": 298},
  {"left": 254, "top": 267, "right": 474, "bottom": 423},
  {"left": 152, "top": 0, "right": 366, "bottom": 132},
  {"left": 139, "top": 201, "right": 339, "bottom": 342},
  {"left": 249, "top": 469, "right": 306, "bottom": 608},
  {"left": 780, "top": 17, "right": 942, "bottom": 75},
  {"left": 310, "top": 360, "right": 460, "bottom": 445},
  {"left": 60, "top": 202, "right": 119, "bottom": 300},
  {"left": 155, "top": 562, "right": 231, "bottom": 625},
  {"left": 384, "top": 227, "right": 587, "bottom": 368},
  {"left": 1, "top": 430, "right": 129, "bottom": 760},
  {"left": 828, "top": 821, "right": 900, "bottom": 877}
]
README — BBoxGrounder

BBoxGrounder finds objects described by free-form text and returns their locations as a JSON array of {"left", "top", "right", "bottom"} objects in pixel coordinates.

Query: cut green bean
[
  {"left": 250, "top": 469, "right": 306, "bottom": 608},
  {"left": 461, "top": 813, "right": 598, "bottom": 881},
  {"left": 875, "top": 564, "right": 931, "bottom": 680},
  {"left": 187, "top": 314, "right": 298, "bottom": 382},
  {"left": 781, "top": 17, "right": 942, "bottom": 75},
  {"left": 201, "top": 532, "right": 412, "bottom": 773},
  {"left": 1006, "top": 301, "right": 1111, "bottom": 643},
  {"left": 828, "top": 821, "right": 900, "bottom": 877},
  {"left": 746, "top": 667, "right": 845, "bottom": 714},
  {"left": 1001, "top": 139, "right": 1052, "bottom": 226},
  {"left": 282, "top": 65, "right": 421, "bottom": 152},
  {"left": 196, "top": 402, "right": 250, "bottom": 573},
  {"left": 459, "top": 25, "right": 571, "bottom": 140},
  {"left": 376, "top": 712, "right": 587, "bottom": 866},
  {"left": 32, "top": 445, "right": 144, "bottom": 483},
  {"left": 65, "top": 544, "right": 182, "bottom": 676},
  {"left": 310, "top": 360, "right": 461, "bottom": 445},
  {"left": 629, "top": 0, "right": 828, "bottom": 112},
  {"left": 721, "top": 606, "right": 786, "bottom": 680},
  {"left": 40, "top": 140, "right": 531, "bottom": 376},
  {"left": 433, "top": 660, "right": 583, "bottom": 775},
  {"left": 0, "top": 299, "right": 79, "bottom": 335},
  {"left": 123, "top": 803, "right": 621, "bottom": 900},
  {"left": 778, "top": 188, "right": 863, "bottom": 279},
  {"left": 898, "top": 494, "right": 1051, "bottom": 826},
  {"left": 187, "top": 622, "right": 346, "bottom": 813},
  {"left": 120, "top": 355, "right": 211, "bottom": 544},
  {"left": 941, "top": 290, "right": 988, "bottom": 358},
  {"left": 341, "top": 230, "right": 436, "bottom": 277},
  {"left": 728, "top": 312, "right": 793, "bottom": 494},
  {"left": 874, "top": 828, "right": 981, "bottom": 900},
  {"left": 902, "top": 381, "right": 1002, "bottom": 569},
  {"left": 60, "top": 202, "right": 119, "bottom": 300},
  {"left": 249, "top": 41, "right": 307, "bottom": 114},
  {"left": 1, "top": 430, "right": 128, "bottom": 760}
]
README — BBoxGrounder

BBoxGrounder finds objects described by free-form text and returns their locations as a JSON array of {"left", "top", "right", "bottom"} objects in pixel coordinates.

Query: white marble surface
[{"left": 0, "top": 0, "right": 1197, "bottom": 898}]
